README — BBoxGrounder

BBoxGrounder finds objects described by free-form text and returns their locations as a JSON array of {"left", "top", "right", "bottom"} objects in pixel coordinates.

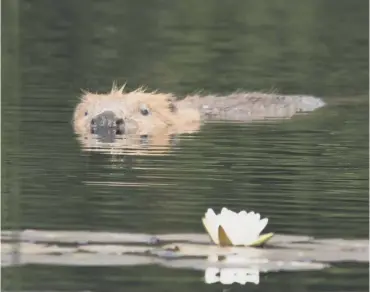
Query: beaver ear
[
  {"left": 165, "top": 94, "right": 177, "bottom": 103},
  {"left": 164, "top": 95, "right": 177, "bottom": 113},
  {"left": 168, "top": 100, "right": 177, "bottom": 113},
  {"left": 169, "top": 103, "right": 177, "bottom": 113}
]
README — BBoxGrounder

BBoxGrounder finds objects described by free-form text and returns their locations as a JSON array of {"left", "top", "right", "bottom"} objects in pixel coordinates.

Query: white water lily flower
[{"left": 202, "top": 207, "right": 273, "bottom": 247}]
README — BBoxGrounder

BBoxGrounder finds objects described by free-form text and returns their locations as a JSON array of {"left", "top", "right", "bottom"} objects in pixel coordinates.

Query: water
[{"left": 2, "top": 0, "right": 369, "bottom": 291}]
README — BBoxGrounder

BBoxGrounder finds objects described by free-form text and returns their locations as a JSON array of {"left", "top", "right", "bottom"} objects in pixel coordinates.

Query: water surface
[{"left": 2, "top": 0, "right": 368, "bottom": 291}]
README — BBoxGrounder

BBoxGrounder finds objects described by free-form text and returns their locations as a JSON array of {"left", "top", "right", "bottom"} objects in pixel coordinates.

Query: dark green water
[{"left": 2, "top": 0, "right": 369, "bottom": 291}]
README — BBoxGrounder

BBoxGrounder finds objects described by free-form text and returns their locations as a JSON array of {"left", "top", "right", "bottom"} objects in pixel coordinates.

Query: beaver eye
[{"left": 140, "top": 104, "right": 150, "bottom": 116}]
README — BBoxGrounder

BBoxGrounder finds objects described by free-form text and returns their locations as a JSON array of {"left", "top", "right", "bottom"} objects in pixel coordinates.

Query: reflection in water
[
  {"left": 205, "top": 255, "right": 260, "bottom": 285},
  {"left": 76, "top": 132, "right": 185, "bottom": 156},
  {"left": 205, "top": 267, "right": 259, "bottom": 285}
]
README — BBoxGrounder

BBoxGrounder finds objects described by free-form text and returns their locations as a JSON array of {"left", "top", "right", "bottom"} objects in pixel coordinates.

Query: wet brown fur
[{"left": 73, "top": 84, "right": 201, "bottom": 137}]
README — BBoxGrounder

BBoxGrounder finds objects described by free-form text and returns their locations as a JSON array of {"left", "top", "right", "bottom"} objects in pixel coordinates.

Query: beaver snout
[{"left": 90, "top": 111, "right": 126, "bottom": 141}]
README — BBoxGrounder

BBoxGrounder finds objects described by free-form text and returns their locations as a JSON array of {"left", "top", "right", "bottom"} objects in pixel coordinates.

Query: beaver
[
  {"left": 73, "top": 84, "right": 325, "bottom": 141},
  {"left": 73, "top": 84, "right": 201, "bottom": 142}
]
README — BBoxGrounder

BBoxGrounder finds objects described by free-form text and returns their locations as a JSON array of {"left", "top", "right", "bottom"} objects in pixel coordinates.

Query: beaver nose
[{"left": 90, "top": 111, "right": 125, "bottom": 139}]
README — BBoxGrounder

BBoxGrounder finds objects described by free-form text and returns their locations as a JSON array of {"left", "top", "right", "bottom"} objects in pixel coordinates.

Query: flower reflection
[
  {"left": 204, "top": 255, "right": 260, "bottom": 285},
  {"left": 205, "top": 267, "right": 259, "bottom": 285}
]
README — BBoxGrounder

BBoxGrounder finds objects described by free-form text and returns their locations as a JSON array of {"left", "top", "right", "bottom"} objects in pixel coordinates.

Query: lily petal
[
  {"left": 202, "top": 209, "right": 220, "bottom": 244},
  {"left": 257, "top": 218, "right": 268, "bottom": 234}
]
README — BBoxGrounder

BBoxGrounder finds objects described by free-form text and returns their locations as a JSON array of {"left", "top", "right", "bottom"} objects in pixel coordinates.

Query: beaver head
[{"left": 73, "top": 85, "right": 201, "bottom": 141}]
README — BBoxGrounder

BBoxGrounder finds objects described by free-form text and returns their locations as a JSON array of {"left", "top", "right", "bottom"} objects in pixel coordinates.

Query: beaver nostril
[
  {"left": 116, "top": 118, "right": 125, "bottom": 135},
  {"left": 91, "top": 119, "right": 97, "bottom": 128},
  {"left": 90, "top": 119, "right": 97, "bottom": 134},
  {"left": 116, "top": 118, "right": 124, "bottom": 126}
]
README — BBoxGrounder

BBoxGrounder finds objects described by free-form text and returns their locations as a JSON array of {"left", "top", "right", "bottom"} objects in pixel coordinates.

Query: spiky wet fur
[
  {"left": 73, "top": 83, "right": 325, "bottom": 137},
  {"left": 73, "top": 84, "right": 201, "bottom": 137}
]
